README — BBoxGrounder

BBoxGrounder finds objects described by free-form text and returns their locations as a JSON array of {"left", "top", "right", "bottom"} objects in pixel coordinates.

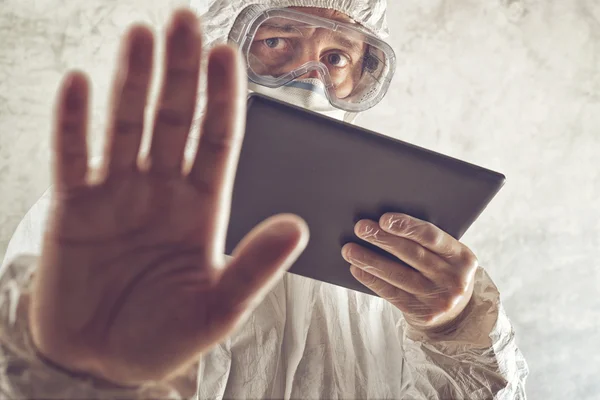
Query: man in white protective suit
[{"left": 0, "top": 0, "right": 529, "bottom": 398}]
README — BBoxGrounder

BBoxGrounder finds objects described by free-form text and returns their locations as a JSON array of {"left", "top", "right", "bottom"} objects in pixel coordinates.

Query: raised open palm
[{"left": 28, "top": 9, "right": 308, "bottom": 386}]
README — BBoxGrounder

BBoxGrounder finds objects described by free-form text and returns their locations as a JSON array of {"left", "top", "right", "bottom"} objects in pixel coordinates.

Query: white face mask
[{"left": 248, "top": 79, "right": 358, "bottom": 123}]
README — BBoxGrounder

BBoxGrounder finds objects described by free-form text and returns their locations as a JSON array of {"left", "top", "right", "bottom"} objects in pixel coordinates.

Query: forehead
[{"left": 287, "top": 6, "right": 357, "bottom": 25}]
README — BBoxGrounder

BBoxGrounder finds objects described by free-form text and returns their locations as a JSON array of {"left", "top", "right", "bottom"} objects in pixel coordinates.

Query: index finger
[{"left": 379, "top": 213, "right": 467, "bottom": 261}]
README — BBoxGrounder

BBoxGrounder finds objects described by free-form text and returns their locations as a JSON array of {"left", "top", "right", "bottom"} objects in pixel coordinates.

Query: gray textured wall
[{"left": 0, "top": 0, "right": 598, "bottom": 399}]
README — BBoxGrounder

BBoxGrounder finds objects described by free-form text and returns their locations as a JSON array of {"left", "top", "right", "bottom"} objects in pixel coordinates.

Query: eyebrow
[
  {"left": 260, "top": 24, "right": 365, "bottom": 55},
  {"left": 260, "top": 24, "right": 306, "bottom": 35},
  {"left": 333, "top": 35, "right": 365, "bottom": 55}
]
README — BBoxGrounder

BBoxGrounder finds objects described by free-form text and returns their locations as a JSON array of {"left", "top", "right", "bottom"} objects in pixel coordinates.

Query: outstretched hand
[
  {"left": 343, "top": 213, "right": 478, "bottom": 332},
  {"left": 29, "top": 9, "right": 308, "bottom": 386}
]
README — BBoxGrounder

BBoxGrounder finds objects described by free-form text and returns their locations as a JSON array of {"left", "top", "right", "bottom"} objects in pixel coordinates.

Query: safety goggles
[{"left": 228, "top": 7, "right": 396, "bottom": 112}]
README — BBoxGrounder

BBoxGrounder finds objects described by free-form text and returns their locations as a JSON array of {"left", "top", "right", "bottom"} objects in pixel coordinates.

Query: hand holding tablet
[{"left": 226, "top": 94, "right": 505, "bottom": 297}]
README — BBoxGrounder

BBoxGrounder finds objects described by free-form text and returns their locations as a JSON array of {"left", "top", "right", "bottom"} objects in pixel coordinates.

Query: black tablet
[{"left": 225, "top": 93, "right": 505, "bottom": 296}]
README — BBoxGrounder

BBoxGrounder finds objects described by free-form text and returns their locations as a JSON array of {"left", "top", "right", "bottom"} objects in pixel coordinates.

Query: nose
[
  {"left": 299, "top": 70, "right": 321, "bottom": 79},
  {"left": 292, "top": 46, "right": 323, "bottom": 80}
]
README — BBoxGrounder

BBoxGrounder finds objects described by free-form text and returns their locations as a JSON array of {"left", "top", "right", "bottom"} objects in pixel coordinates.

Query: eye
[
  {"left": 263, "top": 38, "right": 285, "bottom": 50},
  {"left": 323, "top": 52, "right": 350, "bottom": 68},
  {"left": 363, "top": 53, "right": 380, "bottom": 73}
]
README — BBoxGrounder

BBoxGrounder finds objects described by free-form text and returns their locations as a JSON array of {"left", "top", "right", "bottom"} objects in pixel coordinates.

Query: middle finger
[
  {"left": 105, "top": 25, "right": 154, "bottom": 173},
  {"left": 341, "top": 243, "right": 434, "bottom": 295},
  {"left": 148, "top": 9, "right": 202, "bottom": 174},
  {"left": 354, "top": 219, "right": 449, "bottom": 279}
]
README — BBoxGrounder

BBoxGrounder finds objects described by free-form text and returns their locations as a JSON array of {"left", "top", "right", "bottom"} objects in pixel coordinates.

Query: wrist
[
  {"left": 0, "top": 256, "right": 180, "bottom": 398},
  {"left": 26, "top": 297, "right": 140, "bottom": 389},
  {"left": 408, "top": 295, "right": 475, "bottom": 338},
  {"left": 32, "top": 344, "right": 140, "bottom": 391}
]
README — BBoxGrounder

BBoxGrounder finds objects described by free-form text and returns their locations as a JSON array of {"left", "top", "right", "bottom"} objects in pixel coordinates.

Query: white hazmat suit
[{"left": 0, "top": 0, "right": 528, "bottom": 398}]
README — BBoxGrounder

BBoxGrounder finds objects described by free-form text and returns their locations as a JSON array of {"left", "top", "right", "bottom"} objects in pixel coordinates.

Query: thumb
[{"left": 215, "top": 214, "right": 309, "bottom": 317}]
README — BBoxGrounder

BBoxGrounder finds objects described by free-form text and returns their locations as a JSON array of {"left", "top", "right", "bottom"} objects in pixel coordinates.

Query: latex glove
[
  {"left": 342, "top": 213, "right": 477, "bottom": 332},
  {"left": 29, "top": 9, "right": 309, "bottom": 388}
]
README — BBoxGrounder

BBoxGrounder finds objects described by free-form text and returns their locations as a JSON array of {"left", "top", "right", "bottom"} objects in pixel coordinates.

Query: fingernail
[
  {"left": 129, "top": 29, "right": 153, "bottom": 71},
  {"left": 266, "top": 220, "right": 300, "bottom": 241},
  {"left": 354, "top": 220, "right": 367, "bottom": 235},
  {"left": 382, "top": 213, "right": 405, "bottom": 230},
  {"left": 341, "top": 244, "right": 352, "bottom": 260},
  {"left": 350, "top": 265, "right": 364, "bottom": 279},
  {"left": 65, "top": 75, "right": 83, "bottom": 111},
  {"left": 264, "top": 216, "right": 309, "bottom": 250},
  {"left": 381, "top": 213, "right": 393, "bottom": 227},
  {"left": 170, "top": 13, "right": 199, "bottom": 58},
  {"left": 355, "top": 220, "right": 379, "bottom": 239},
  {"left": 343, "top": 246, "right": 366, "bottom": 266}
]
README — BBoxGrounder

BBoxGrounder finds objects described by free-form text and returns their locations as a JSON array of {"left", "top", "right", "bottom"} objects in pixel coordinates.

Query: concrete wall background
[{"left": 1, "top": 0, "right": 598, "bottom": 398}]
